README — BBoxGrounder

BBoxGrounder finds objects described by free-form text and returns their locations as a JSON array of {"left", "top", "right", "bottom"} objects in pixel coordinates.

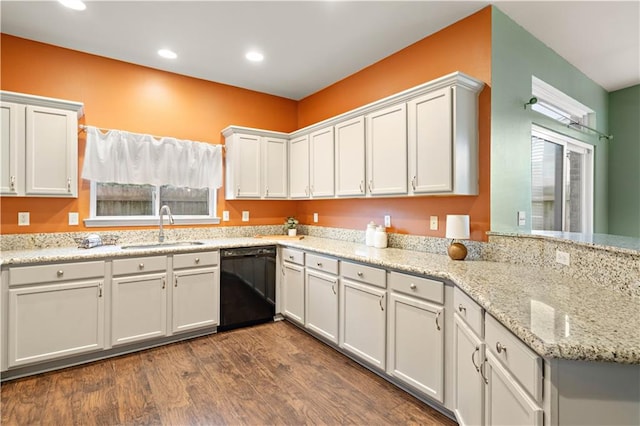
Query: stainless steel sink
[{"left": 122, "top": 241, "right": 205, "bottom": 250}]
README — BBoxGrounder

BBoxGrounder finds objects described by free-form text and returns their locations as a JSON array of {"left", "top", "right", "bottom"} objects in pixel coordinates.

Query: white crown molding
[{"left": 1, "top": 90, "right": 84, "bottom": 118}]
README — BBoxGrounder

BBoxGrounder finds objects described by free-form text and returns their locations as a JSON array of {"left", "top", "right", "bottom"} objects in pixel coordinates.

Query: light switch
[
  {"left": 384, "top": 215, "right": 391, "bottom": 227},
  {"left": 430, "top": 216, "right": 438, "bottom": 230},
  {"left": 222, "top": 210, "right": 230, "bottom": 221},
  {"left": 68, "top": 212, "right": 79, "bottom": 226},
  {"left": 313, "top": 213, "right": 319, "bottom": 223},
  {"left": 18, "top": 212, "right": 30, "bottom": 226},
  {"left": 242, "top": 211, "right": 249, "bottom": 222},
  {"left": 518, "top": 211, "right": 526, "bottom": 226}
]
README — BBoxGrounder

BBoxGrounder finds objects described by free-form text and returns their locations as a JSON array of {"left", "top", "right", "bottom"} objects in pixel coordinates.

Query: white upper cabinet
[
  {"left": 408, "top": 86, "right": 479, "bottom": 195},
  {"left": 289, "top": 134, "right": 310, "bottom": 199},
  {"left": 335, "top": 116, "right": 366, "bottom": 197},
  {"left": 366, "top": 103, "right": 407, "bottom": 196},
  {"left": 1, "top": 92, "right": 83, "bottom": 198},
  {"left": 223, "top": 127, "right": 289, "bottom": 200},
  {"left": 309, "top": 127, "right": 335, "bottom": 198}
]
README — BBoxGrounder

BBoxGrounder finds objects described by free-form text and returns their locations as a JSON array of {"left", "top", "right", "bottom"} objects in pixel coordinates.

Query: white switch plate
[
  {"left": 384, "top": 215, "right": 391, "bottom": 227},
  {"left": 556, "top": 250, "right": 570, "bottom": 266},
  {"left": 430, "top": 216, "right": 438, "bottom": 230},
  {"left": 518, "top": 211, "right": 526, "bottom": 226},
  {"left": 18, "top": 212, "right": 30, "bottom": 226},
  {"left": 68, "top": 212, "right": 79, "bottom": 226},
  {"left": 222, "top": 210, "right": 230, "bottom": 221},
  {"left": 242, "top": 211, "right": 249, "bottom": 222},
  {"left": 313, "top": 213, "right": 318, "bottom": 223}
]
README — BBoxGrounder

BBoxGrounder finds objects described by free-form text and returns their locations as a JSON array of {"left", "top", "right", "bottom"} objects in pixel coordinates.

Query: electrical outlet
[
  {"left": 222, "top": 210, "right": 230, "bottom": 221},
  {"left": 68, "top": 212, "right": 79, "bottom": 226},
  {"left": 313, "top": 213, "right": 318, "bottom": 223},
  {"left": 556, "top": 250, "right": 570, "bottom": 266},
  {"left": 518, "top": 211, "right": 526, "bottom": 226},
  {"left": 430, "top": 216, "right": 438, "bottom": 230},
  {"left": 242, "top": 211, "right": 249, "bottom": 222},
  {"left": 384, "top": 215, "right": 391, "bottom": 227},
  {"left": 18, "top": 212, "right": 30, "bottom": 226}
]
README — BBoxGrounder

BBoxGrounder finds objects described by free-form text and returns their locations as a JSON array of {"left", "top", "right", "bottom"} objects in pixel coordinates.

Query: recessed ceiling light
[
  {"left": 158, "top": 49, "right": 178, "bottom": 59},
  {"left": 58, "top": 0, "right": 86, "bottom": 11},
  {"left": 245, "top": 51, "right": 264, "bottom": 62}
]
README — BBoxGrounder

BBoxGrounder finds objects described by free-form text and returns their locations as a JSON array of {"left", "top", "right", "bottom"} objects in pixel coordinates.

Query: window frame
[
  {"left": 84, "top": 181, "right": 220, "bottom": 227},
  {"left": 531, "top": 125, "right": 594, "bottom": 233},
  {"left": 531, "top": 76, "right": 596, "bottom": 130}
]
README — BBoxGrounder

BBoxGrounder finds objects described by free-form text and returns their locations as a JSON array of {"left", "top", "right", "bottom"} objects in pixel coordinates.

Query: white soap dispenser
[
  {"left": 374, "top": 225, "right": 388, "bottom": 248},
  {"left": 366, "top": 221, "right": 377, "bottom": 246}
]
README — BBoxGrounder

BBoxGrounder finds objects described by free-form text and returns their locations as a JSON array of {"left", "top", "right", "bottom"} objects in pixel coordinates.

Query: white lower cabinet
[
  {"left": 454, "top": 314, "right": 485, "bottom": 426},
  {"left": 387, "top": 291, "right": 444, "bottom": 403},
  {"left": 304, "top": 254, "right": 339, "bottom": 344},
  {"left": 339, "top": 263, "right": 386, "bottom": 370},
  {"left": 281, "top": 249, "right": 305, "bottom": 325},
  {"left": 8, "top": 279, "right": 104, "bottom": 367},
  {"left": 484, "top": 350, "right": 543, "bottom": 426}
]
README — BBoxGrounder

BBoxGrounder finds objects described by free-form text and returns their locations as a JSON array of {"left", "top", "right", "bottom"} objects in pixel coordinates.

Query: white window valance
[{"left": 81, "top": 126, "right": 223, "bottom": 189}]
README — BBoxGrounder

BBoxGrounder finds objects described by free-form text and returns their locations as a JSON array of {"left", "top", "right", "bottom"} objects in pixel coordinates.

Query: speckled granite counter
[{"left": 2, "top": 235, "right": 638, "bottom": 365}]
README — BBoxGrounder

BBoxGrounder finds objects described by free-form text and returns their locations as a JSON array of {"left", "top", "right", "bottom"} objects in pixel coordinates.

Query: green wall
[
  {"left": 491, "top": 7, "right": 610, "bottom": 233},
  {"left": 608, "top": 85, "right": 640, "bottom": 237}
]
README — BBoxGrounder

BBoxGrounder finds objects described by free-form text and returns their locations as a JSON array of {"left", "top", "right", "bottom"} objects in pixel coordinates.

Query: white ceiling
[{"left": 1, "top": 1, "right": 638, "bottom": 100}]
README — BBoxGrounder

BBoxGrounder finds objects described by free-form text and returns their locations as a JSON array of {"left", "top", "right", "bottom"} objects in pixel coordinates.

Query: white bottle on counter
[
  {"left": 366, "top": 221, "right": 377, "bottom": 246},
  {"left": 374, "top": 225, "right": 387, "bottom": 248}
]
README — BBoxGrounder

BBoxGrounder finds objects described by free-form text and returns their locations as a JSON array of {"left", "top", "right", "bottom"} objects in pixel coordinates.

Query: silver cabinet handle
[
  {"left": 194, "top": 257, "right": 200, "bottom": 264},
  {"left": 265, "top": 187, "right": 269, "bottom": 197},
  {"left": 162, "top": 278, "right": 166, "bottom": 289},
  {"left": 411, "top": 175, "right": 416, "bottom": 190},
  {"left": 331, "top": 283, "right": 336, "bottom": 295},
  {"left": 9, "top": 175, "right": 15, "bottom": 191},
  {"left": 317, "top": 262, "right": 322, "bottom": 267},
  {"left": 289, "top": 255, "right": 294, "bottom": 260},
  {"left": 357, "top": 271, "right": 364, "bottom": 277},
  {"left": 458, "top": 304, "right": 466, "bottom": 313},
  {"left": 471, "top": 345, "right": 480, "bottom": 372},
  {"left": 175, "top": 276, "right": 178, "bottom": 287},
  {"left": 359, "top": 180, "right": 364, "bottom": 193},
  {"left": 496, "top": 342, "right": 507, "bottom": 354},
  {"left": 139, "top": 263, "right": 144, "bottom": 269},
  {"left": 98, "top": 282, "right": 103, "bottom": 298},
  {"left": 67, "top": 178, "right": 71, "bottom": 192},
  {"left": 435, "top": 311, "right": 441, "bottom": 331},
  {"left": 409, "top": 283, "right": 417, "bottom": 290},
  {"left": 237, "top": 186, "right": 240, "bottom": 196},
  {"left": 379, "top": 294, "right": 385, "bottom": 311},
  {"left": 480, "top": 359, "right": 489, "bottom": 384},
  {"left": 368, "top": 180, "right": 373, "bottom": 192},
  {"left": 310, "top": 185, "right": 314, "bottom": 196},
  {"left": 57, "top": 270, "right": 64, "bottom": 277}
]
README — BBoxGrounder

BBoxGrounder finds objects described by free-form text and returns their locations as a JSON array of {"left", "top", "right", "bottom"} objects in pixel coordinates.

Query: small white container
[
  {"left": 374, "top": 226, "right": 387, "bottom": 248},
  {"left": 366, "top": 221, "right": 377, "bottom": 246}
]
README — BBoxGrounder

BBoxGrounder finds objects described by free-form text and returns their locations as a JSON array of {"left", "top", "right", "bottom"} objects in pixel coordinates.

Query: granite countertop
[{"left": 1, "top": 235, "right": 638, "bottom": 365}]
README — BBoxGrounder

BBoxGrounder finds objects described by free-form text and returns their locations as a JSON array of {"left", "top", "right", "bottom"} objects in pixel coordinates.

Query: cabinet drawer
[
  {"left": 173, "top": 251, "right": 219, "bottom": 269},
  {"left": 9, "top": 260, "right": 105, "bottom": 286},
  {"left": 282, "top": 247, "right": 304, "bottom": 265},
  {"left": 340, "top": 261, "right": 386, "bottom": 288},
  {"left": 389, "top": 271, "right": 443, "bottom": 304},
  {"left": 305, "top": 253, "right": 338, "bottom": 275},
  {"left": 113, "top": 256, "right": 167, "bottom": 276},
  {"left": 453, "top": 287, "right": 483, "bottom": 337},
  {"left": 485, "top": 314, "right": 542, "bottom": 403}
]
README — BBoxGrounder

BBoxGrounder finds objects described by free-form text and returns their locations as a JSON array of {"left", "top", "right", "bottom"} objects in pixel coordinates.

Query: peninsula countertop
[{"left": 2, "top": 235, "right": 638, "bottom": 365}]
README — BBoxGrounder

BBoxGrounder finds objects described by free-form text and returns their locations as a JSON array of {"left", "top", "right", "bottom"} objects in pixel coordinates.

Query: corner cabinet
[
  {"left": 1, "top": 91, "right": 84, "bottom": 198},
  {"left": 223, "top": 127, "right": 288, "bottom": 199}
]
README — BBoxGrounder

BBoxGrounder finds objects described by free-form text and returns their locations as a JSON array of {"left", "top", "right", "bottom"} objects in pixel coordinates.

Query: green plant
[{"left": 284, "top": 216, "right": 299, "bottom": 231}]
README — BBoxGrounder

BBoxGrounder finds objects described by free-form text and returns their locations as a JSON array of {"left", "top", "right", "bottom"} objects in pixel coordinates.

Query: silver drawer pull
[
  {"left": 195, "top": 257, "right": 200, "bottom": 264},
  {"left": 496, "top": 342, "right": 507, "bottom": 354},
  {"left": 458, "top": 304, "right": 466, "bottom": 313},
  {"left": 57, "top": 270, "right": 64, "bottom": 277},
  {"left": 435, "top": 311, "right": 441, "bottom": 331},
  {"left": 480, "top": 359, "right": 489, "bottom": 384},
  {"left": 289, "top": 255, "right": 294, "bottom": 260},
  {"left": 139, "top": 263, "right": 144, "bottom": 269},
  {"left": 67, "top": 178, "right": 71, "bottom": 192},
  {"left": 409, "top": 283, "right": 417, "bottom": 290},
  {"left": 357, "top": 272, "right": 364, "bottom": 277},
  {"left": 317, "top": 262, "right": 322, "bottom": 267},
  {"left": 472, "top": 345, "right": 480, "bottom": 372},
  {"left": 9, "top": 175, "right": 15, "bottom": 190}
]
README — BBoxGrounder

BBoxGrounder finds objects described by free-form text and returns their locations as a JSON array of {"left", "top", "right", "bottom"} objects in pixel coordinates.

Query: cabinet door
[
  {"left": 484, "top": 351, "right": 543, "bottom": 426},
  {"left": 407, "top": 87, "right": 453, "bottom": 194},
  {"left": 309, "top": 127, "right": 335, "bottom": 198},
  {"left": 1, "top": 102, "right": 22, "bottom": 196},
  {"left": 25, "top": 105, "right": 77, "bottom": 197},
  {"left": 232, "top": 133, "right": 262, "bottom": 198},
  {"left": 340, "top": 278, "right": 386, "bottom": 370},
  {"left": 305, "top": 269, "right": 338, "bottom": 344},
  {"left": 454, "top": 314, "right": 485, "bottom": 426},
  {"left": 111, "top": 273, "right": 167, "bottom": 346},
  {"left": 335, "top": 116, "right": 366, "bottom": 197},
  {"left": 8, "top": 280, "right": 104, "bottom": 367},
  {"left": 387, "top": 292, "right": 444, "bottom": 403},
  {"left": 289, "top": 135, "right": 310, "bottom": 198},
  {"left": 366, "top": 103, "right": 407, "bottom": 196},
  {"left": 173, "top": 267, "right": 219, "bottom": 334},
  {"left": 282, "top": 262, "right": 305, "bottom": 325},
  {"left": 262, "top": 136, "right": 288, "bottom": 198}
]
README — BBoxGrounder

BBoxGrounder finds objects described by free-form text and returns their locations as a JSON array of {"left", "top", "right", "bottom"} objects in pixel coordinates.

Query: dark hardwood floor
[{"left": 1, "top": 321, "right": 456, "bottom": 425}]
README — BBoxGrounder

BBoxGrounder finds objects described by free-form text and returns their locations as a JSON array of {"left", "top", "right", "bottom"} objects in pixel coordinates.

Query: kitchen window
[
  {"left": 531, "top": 125, "right": 593, "bottom": 233},
  {"left": 531, "top": 76, "right": 595, "bottom": 131}
]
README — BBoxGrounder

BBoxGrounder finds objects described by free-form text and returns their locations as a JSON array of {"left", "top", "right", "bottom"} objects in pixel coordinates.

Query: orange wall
[
  {"left": 297, "top": 7, "right": 492, "bottom": 241},
  {"left": 1, "top": 6, "right": 491, "bottom": 240},
  {"left": 0, "top": 34, "right": 299, "bottom": 234}
]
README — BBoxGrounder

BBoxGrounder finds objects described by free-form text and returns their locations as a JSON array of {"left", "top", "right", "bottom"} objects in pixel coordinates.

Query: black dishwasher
[{"left": 219, "top": 246, "right": 276, "bottom": 331}]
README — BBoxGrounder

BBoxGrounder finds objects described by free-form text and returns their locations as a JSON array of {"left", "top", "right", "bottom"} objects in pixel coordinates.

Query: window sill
[{"left": 84, "top": 216, "right": 221, "bottom": 227}]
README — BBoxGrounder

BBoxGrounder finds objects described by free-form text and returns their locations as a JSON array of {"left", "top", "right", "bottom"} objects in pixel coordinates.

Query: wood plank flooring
[{"left": 1, "top": 320, "right": 456, "bottom": 425}]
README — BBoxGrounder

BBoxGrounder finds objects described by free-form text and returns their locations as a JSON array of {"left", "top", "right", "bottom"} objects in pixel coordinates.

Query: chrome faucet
[{"left": 158, "top": 205, "right": 174, "bottom": 243}]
